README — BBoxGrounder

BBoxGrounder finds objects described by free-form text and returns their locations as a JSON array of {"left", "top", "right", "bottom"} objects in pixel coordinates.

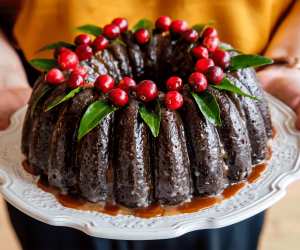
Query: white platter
[{"left": 0, "top": 93, "right": 300, "bottom": 240}]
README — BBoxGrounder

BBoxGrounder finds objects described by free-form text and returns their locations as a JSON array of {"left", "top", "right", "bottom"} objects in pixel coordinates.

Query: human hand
[
  {"left": 0, "top": 85, "right": 31, "bottom": 130},
  {"left": 257, "top": 65, "right": 300, "bottom": 130}
]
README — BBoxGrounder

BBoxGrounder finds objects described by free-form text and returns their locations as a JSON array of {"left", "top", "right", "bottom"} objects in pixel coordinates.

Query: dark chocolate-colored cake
[{"left": 22, "top": 17, "right": 272, "bottom": 209}]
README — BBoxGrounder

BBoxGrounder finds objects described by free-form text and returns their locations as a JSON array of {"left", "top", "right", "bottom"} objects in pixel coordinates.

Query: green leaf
[
  {"left": 191, "top": 91, "right": 221, "bottom": 126},
  {"left": 218, "top": 43, "right": 235, "bottom": 51},
  {"left": 192, "top": 20, "right": 215, "bottom": 34},
  {"left": 38, "top": 41, "right": 75, "bottom": 52},
  {"left": 111, "top": 38, "right": 127, "bottom": 47},
  {"left": 230, "top": 54, "right": 273, "bottom": 70},
  {"left": 30, "top": 83, "right": 53, "bottom": 117},
  {"left": 132, "top": 19, "right": 154, "bottom": 32},
  {"left": 29, "top": 59, "right": 57, "bottom": 71},
  {"left": 192, "top": 23, "right": 206, "bottom": 33},
  {"left": 77, "top": 100, "right": 117, "bottom": 141},
  {"left": 45, "top": 87, "right": 82, "bottom": 112},
  {"left": 212, "top": 78, "right": 258, "bottom": 100},
  {"left": 139, "top": 102, "right": 161, "bottom": 137},
  {"left": 76, "top": 24, "right": 102, "bottom": 36}
]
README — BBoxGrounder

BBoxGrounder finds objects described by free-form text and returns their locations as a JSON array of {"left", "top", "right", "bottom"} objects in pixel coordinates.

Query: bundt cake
[{"left": 22, "top": 17, "right": 273, "bottom": 211}]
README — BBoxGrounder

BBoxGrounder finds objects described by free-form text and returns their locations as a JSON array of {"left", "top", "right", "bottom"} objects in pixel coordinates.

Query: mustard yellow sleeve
[{"left": 14, "top": 0, "right": 294, "bottom": 59}]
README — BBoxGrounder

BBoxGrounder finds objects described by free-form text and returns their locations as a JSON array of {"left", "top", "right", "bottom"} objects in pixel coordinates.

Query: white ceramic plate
[{"left": 0, "top": 94, "right": 300, "bottom": 240}]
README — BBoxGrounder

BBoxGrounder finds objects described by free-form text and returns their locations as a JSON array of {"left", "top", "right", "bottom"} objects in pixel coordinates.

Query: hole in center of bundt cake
[{"left": 116, "top": 32, "right": 195, "bottom": 91}]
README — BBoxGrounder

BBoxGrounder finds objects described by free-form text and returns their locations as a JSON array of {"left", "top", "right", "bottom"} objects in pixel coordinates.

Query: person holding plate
[{"left": 0, "top": 0, "right": 300, "bottom": 250}]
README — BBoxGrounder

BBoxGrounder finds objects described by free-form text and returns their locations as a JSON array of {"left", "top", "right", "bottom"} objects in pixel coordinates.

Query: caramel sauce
[
  {"left": 272, "top": 127, "right": 277, "bottom": 139},
  {"left": 177, "top": 197, "right": 220, "bottom": 214},
  {"left": 134, "top": 204, "right": 164, "bottom": 218},
  {"left": 248, "top": 163, "right": 267, "bottom": 184},
  {"left": 29, "top": 162, "right": 268, "bottom": 218},
  {"left": 222, "top": 182, "right": 246, "bottom": 199}
]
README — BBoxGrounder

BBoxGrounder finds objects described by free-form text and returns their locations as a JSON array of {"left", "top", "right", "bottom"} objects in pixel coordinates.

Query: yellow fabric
[{"left": 14, "top": 0, "right": 294, "bottom": 59}]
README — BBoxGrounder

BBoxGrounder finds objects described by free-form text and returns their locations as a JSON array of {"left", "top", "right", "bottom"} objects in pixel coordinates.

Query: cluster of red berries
[
  {"left": 46, "top": 47, "right": 88, "bottom": 88},
  {"left": 45, "top": 17, "right": 230, "bottom": 110},
  {"left": 188, "top": 27, "right": 230, "bottom": 92},
  {"left": 94, "top": 75, "right": 185, "bottom": 110},
  {"left": 100, "top": 76, "right": 183, "bottom": 110},
  {"left": 46, "top": 18, "right": 130, "bottom": 88},
  {"left": 75, "top": 17, "right": 129, "bottom": 60},
  {"left": 155, "top": 16, "right": 198, "bottom": 43}
]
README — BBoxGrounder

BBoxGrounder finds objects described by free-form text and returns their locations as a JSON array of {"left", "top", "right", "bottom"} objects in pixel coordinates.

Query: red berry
[
  {"left": 155, "top": 16, "right": 172, "bottom": 31},
  {"left": 136, "top": 80, "right": 158, "bottom": 102},
  {"left": 192, "top": 46, "right": 209, "bottom": 59},
  {"left": 103, "top": 23, "right": 120, "bottom": 39},
  {"left": 74, "top": 34, "right": 91, "bottom": 46},
  {"left": 212, "top": 48, "right": 231, "bottom": 69},
  {"left": 195, "top": 58, "right": 215, "bottom": 73},
  {"left": 68, "top": 72, "right": 84, "bottom": 89},
  {"left": 57, "top": 50, "right": 79, "bottom": 70},
  {"left": 170, "top": 19, "right": 188, "bottom": 34},
  {"left": 134, "top": 28, "right": 150, "bottom": 45},
  {"left": 165, "top": 91, "right": 183, "bottom": 110},
  {"left": 202, "top": 27, "right": 218, "bottom": 38},
  {"left": 92, "top": 35, "right": 109, "bottom": 52},
  {"left": 188, "top": 72, "right": 208, "bottom": 92},
  {"left": 183, "top": 29, "right": 198, "bottom": 43},
  {"left": 109, "top": 88, "right": 129, "bottom": 107},
  {"left": 203, "top": 36, "right": 219, "bottom": 52},
  {"left": 75, "top": 45, "right": 93, "bottom": 60},
  {"left": 166, "top": 76, "right": 183, "bottom": 91},
  {"left": 54, "top": 47, "right": 72, "bottom": 59},
  {"left": 118, "top": 76, "right": 136, "bottom": 92},
  {"left": 46, "top": 68, "right": 65, "bottom": 85},
  {"left": 206, "top": 66, "right": 225, "bottom": 84},
  {"left": 72, "top": 65, "right": 88, "bottom": 78},
  {"left": 112, "top": 17, "right": 128, "bottom": 33},
  {"left": 95, "top": 74, "right": 115, "bottom": 93}
]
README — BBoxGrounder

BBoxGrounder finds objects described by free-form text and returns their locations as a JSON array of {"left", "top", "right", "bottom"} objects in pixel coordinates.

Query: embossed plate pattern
[{"left": 0, "top": 94, "right": 300, "bottom": 240}]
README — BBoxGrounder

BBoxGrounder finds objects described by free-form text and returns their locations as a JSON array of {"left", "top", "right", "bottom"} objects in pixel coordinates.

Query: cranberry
[
  {"left": 136, "top": 80, "right": 158, "bottom": 102},
  {"left": 46, "top": 68, "right": 65, "bottom": 85},
  {"left": 165, "top": 91, "right": 183, "bottom": 110},
  {"left": 95, "top": 74, "right": 115, "bottom": 93},
  {"left": 109, "top": 88, "right": 129, "bottom": 107},
  {"left": 68, "top": 72, "right": 84, "bottom": 89},
  {"left": 188, "top": 72, "right": 208, "bottom": 92},
  {"left": 92, "top": 35, "right": 109, "bottom": 52},
  {"left": 166, "top": 76, "right": 183, "bottom": 91},
  {"left": 195, "top": 58, "right": 215, "bottom": 73},
  {"left": 103, "top": 23, "right": 120, "bottom": 39},
  {"left": 75, "top": 45, "right": 93, "bottom": 60},
  {"left": 155, "top": 16, "right": 172, "bottom": 31},
  {"left": 74, "top": 34, "right": 91, "bottom": 46},
  {"left": 170, "top": 19, "right": 188, "bottom": 34},
  {"left": 206, "top": 66, "right": 225, "bottom": 84},
  {"left": 203, "top": 36, "right": 219, "bottom": 52},
  {"left": 134, "top": 28, "right": 150, "bottom": 45},
  {"left": 54, "top": 47, "right": 72, "bottom": 59},
  {"left": 57, "top": 50, "right": 79, "bottom": 70},
  {"left": 192, "top": 46, "right": 209, "bottom": 59},
  {"left": 112, "top": 17, "right": 128, "bottom": 33},
  {"left": 212, "top": 48, "right": 231, "bottom": 69},
  {"left": 72, "top": 65, "right": 88, "bottom": 78},
  {"left": 202, "top": 27, "right": 218, "bottom": 38},
  {"left": 118, "top": 76, "right": 136, "bottom": 92},
  {"left": 183, "top": 29, "right": 198, "bottom": 43}
]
